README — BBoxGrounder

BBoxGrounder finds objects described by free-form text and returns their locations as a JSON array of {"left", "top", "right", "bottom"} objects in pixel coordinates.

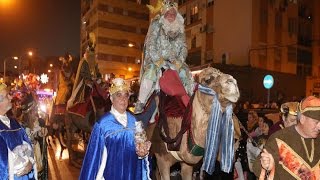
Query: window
[
  {"left": 178, "top": 0, "right": 187, "bottom": 6},
  {"left": 258, "top": 54, "right": 267, "bottom": 68},
  {"left": 191, "top": 36, "right": 196, "bottom": 48},
  {"left": 181, "top": 13, "right": 186, "bottom": 24},
  {"left": 108, "top": 6, "right": 113, "bottom": 13},
  {"left": 258, "top": 49, "right": 267, "bottom": 68},
  {"left": 287, "top": 46, "right": 297, "bottom": 62},
  {"left": 208, "top": 0, "right": 214, "bottom": 7},
  {"left": 259, "top": 2, "right": 268, "bottom": 25},
  {"left": 288, "top": 18, "right": 297, "bottom": 35},
  {"left": 186, "top": 51, "right": 201, "bottom": 66},
  {"left": 191, "top": 5, "right": 198, "bottom": 15},
  {"left": 190, "top": 4, "right": 199, "bottom": 24},
  {"left": 275, "top": 12, "right": 282, "bottom": 29},
  {"left": 275, "top": 48, "right": 281, "bottom": 61}
]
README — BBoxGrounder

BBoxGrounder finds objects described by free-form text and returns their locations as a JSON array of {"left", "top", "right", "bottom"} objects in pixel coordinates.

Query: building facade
[
  {"left": 81, "top": 0, "right": 320, "bottom": 84},
  {"left": 171, "top": 0, "right": 319, "bottom": 77},
  {"left": 80, "top": 0, "right": 150, "bottom": 79}
]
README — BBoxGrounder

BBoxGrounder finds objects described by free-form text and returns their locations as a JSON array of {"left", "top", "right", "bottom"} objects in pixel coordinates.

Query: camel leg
[
  {"left": 153, "top": 165, "right": 161, "bottom": 180},
  {"left": 65, "top": 113, "right": 81, "bottom": 168},
  {"left": 65, "top": 113, "right": 74, "bottom": 165},
  {"left": 180, "top": 162, "right": 194, "bottom": 180},
  {"left": 155, "top": 153, "right": 176, "bottom": 180}
]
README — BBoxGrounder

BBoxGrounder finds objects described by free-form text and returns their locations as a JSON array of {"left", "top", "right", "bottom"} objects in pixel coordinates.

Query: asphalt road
[{"left": 47, "top": 137, "right": 80, "bottom": 180}]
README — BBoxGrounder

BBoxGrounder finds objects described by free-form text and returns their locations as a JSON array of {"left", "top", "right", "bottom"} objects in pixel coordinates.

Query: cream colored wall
[
  {"left": 250, "top": 0, "right": 298, "bottom": 74},
  {"left": 211, "top": 0, "right": 252, "bottom": 66}
]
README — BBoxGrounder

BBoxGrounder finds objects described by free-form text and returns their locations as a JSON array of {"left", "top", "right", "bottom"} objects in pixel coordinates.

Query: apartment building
[
  {"left": 80, "top": 0, "right": 149, "bottom": 79},
  {"left": 172, "top": 0, "right": 319, "bottom": 77}
]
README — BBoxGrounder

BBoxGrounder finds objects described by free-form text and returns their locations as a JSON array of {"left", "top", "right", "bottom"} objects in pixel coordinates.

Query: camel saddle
[{"left": 158, "top": 69, "right": 194, "bottom": 151}]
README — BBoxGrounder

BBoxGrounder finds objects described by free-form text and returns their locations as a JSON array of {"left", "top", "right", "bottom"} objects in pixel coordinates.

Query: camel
[
  {"left": 147, "top": 67, "right": 241, "bottom": 180},
  {"left": 48, "top": 54, "right": 74, "bottom": 159}
]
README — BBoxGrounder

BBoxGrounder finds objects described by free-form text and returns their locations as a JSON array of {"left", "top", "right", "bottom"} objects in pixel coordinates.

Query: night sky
[{"left": 0, "top": 0, "right": 80, "bottom": 59}]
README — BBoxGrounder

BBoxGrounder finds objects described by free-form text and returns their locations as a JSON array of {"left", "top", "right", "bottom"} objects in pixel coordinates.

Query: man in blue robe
[
  {"left": 80, "top": 78, "right": 151, "bottom": 180},
  {"left": 0, "top": 83, "right": 37, "bottom": 180}
]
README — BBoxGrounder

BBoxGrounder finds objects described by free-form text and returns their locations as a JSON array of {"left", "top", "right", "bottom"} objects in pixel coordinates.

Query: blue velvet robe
[
  {"left": 79, "top": 112, "right": 150, "bottom": 180},
  {"left": 0, "top": 118, "right": 35, "bottom": 180}
]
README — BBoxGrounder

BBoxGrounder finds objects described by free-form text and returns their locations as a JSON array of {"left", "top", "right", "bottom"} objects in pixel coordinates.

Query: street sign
[{"left": 263, "top": 75, "right": 274, "bottom": 89}]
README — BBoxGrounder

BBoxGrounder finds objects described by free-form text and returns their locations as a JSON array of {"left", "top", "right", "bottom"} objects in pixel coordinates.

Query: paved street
[{"left": 47, "top": 137, "right": 80, "bottom": 180}]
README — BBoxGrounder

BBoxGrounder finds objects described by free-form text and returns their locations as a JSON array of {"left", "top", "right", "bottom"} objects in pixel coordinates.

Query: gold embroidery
[
  {"left": 276, "top": 138, "right": 320, "bottom": 180},
  {"left": 301, "top": 137, "right": 314, "bottom": 162}
]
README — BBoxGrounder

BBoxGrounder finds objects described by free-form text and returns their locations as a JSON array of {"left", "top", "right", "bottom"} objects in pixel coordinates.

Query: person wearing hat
[
  {"left": 79, "top": 78, "right": 151, "bottom": 180},
  {"left": 67, "top": 32, "right": 100, "bottom": 118},
  {"left": 134, "top": 0, "right": 194, "bottom": 114},
  {"left": 268, "top": 102, "right": 299, "bottom": 136},
  {"left": 253, "top": 96, "right": 320, "bottom": 179},
  {"left": 0, "top": 83, "right": 37, "bottom": 179}
]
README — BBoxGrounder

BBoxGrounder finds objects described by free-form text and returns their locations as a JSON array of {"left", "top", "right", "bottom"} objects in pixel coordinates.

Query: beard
[{"left": 160, "top": 13, "right": 185, "bottom": 38}]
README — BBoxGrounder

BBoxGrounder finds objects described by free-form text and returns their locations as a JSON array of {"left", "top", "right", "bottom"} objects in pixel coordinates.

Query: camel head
[
  {"left": 198, "top": 67, "right": 240, "bottom": 104},
  {"left": 216, "top": 73, "right": 240, "bottom": 103},
  {"left": 198, "top": 67, "right": 222, "bottom": 87}
]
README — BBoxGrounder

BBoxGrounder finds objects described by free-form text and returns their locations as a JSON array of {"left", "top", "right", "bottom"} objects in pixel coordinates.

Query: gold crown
[
  {"left": 280, "top": 102, "right": 299, "bottom": 116},
  {"left": 146, "top": 0, "right": 178, "bottom": 15},
  {"left": 109, "top": 78, "right": 130, "bottom": 95}
]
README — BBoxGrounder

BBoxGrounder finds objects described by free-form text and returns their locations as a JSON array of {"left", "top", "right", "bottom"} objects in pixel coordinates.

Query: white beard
[{"left": 160, "top": 13, "right": 185, "bottom": 38}]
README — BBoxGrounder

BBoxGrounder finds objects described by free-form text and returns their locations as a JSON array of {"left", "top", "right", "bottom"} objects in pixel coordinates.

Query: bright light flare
[
  {"left": 0, "top": 0, "right": 15, "bottom": 6},
  {"left": 0, "top": 0, "right": 19, "bottom": 14},
  {"left": 40, "top": 73, "right": 49, "bottom": 84},
  {"left": 39, "top": 103, "right": 47, "bottom": 113}
]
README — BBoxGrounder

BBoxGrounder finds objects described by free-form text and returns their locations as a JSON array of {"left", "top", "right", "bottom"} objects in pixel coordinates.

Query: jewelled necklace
[{"left": 301, "top": 137, "right": 314, "bottom": 162}]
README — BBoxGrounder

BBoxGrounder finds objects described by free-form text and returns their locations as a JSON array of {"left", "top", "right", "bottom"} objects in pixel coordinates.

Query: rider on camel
[
  {"left": 67, "top": 32, "right": 100, "bottom": 117},
  {"left": 134, "top": 0, "right": 194, "bottom": 114}
]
